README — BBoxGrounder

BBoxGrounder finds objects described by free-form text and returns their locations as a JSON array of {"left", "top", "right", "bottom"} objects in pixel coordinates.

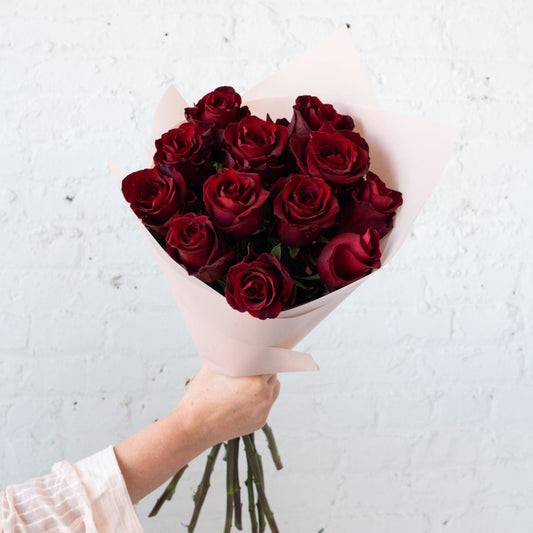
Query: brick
[
  {"left": 105, "top": 309, "right": 191, "bottom": 354},
  {"left": 30, "top": 311, "right": 105, "bottom": 356},
  {"left": 444, "top": 507, "right": 533, "bottom": 533},
  {"left": 0, "top": 313, "right": 30, "bottom": 350},
  {"left": 378, "top": 386, "right": 433, "bottom": 430},
  {"left": 430, "top": 386, "right": 492, "bottom": 427},
  {"left": 19, "top": 356, "right": 87, "bottom": 394},
  {"left": 410, "top": 429, "right": 498, "bottom": 469},
  {"left": 492, "top": 386, "right": 533, "bottom": 427}
]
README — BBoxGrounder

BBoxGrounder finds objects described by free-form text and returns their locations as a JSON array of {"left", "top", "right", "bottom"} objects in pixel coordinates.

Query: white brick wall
[{"left": 1, "top": 0, "right": 532, "bottom": 531}]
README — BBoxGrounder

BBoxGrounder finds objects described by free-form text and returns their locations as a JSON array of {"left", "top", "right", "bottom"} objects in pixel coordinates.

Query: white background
[{"left": 1, "top": 1, "right": 532, "bottom": 531}]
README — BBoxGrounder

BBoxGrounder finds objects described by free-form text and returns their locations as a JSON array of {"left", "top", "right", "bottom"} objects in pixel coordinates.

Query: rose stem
[
  {"left": 261, "top": 424, "right": 283, "bottom": 470},
  {"left": 243, "top": 434, "right": 279, "bottom": 533},
  {"left": 251, "top": 433, "right": 265, "bottom": 533},
  {"left": 187, "top": 443, "right": 222, "bottom": 533},
  {"left": 245, "top": 451, "right": 258, "bottom": 533},
  {"left": 233, "top": 438, "right": 243, "bottom": 530},
  {"left": 257, "top": 452, "right": 266, "bottom": 533},
  {"left": 148, "top": 464, "right": 188, "bottom": 517},
  {"left": 224, "top": 441, "right": 235, "bottom": 533}
]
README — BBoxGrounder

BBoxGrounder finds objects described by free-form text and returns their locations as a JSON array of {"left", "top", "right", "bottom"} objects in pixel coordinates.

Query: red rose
[
  {"left": 289, "top": 95, "right": 354, "bottom": 135},
  {"left": 340, "top": 196, "right": 392, "bottom": 238},
  {"left": 122, "top": 166, "right": 185, "bottom": 230},
  {"left": 225, "top": 253, "right": 295, "bottom": 319},
  {"left": 340, "top": 172, "right": 402, "bottom": 238},
  {"left": 203, "top": 168, "right": 269, "bottom": 239},
  {"left": 153, "top": 123, "right": 212, "bottom": 187},
  {"left": 185, "top": 86, "right": 250, "bottom": 130},
  {"left": 165, "top": 213, "right": 234, "bottom": 282},
  {"left": 224, "top": 115, "right": 289, "bottom": 181},
  {"left": 317, "top": 229, "right": 381, "bottom": 289},
  {"left": 355, "top": 171, "right": 403, "bottom": 214},
  {"left": 273, "top": 174, "right": 339, "bottom": 247},
  {"left": 290, "top": 125, "right": 370, "bottom": 185}
]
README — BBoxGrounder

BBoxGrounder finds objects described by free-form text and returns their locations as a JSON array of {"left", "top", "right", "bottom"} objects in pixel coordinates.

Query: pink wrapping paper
[{"left": 110, "top": 28, "right": 456, "bottom": 376}]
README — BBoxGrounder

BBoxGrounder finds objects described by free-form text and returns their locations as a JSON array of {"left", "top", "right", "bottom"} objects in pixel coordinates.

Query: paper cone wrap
[{"left": 110, "top": 28, "right": 456, "bottom": 376}]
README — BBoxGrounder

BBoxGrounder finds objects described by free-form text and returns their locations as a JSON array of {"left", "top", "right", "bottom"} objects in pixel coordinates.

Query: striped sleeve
[{"left": 0, "top": 446, "right": 144, "bottom": 533}]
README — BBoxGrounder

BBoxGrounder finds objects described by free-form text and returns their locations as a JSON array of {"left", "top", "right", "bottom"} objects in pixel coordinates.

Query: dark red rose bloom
[
  {"left": 225, "top": 253, "right": 295, "bottom": 319},
  {"left": 185, "top": 86, "right": 250, "bottom": 130},
  {"left": 340, "top": 196, "right": 393, "bottom": 238},
  {"left": 165, "top": 213, "right": 234, "bottom": 283},
  {"left": 355, "top": 171, "right": 403, "bottom": 214},
  {"left": 224, "top": 115, "right": 289, "bottom": 180},
  {"left": 153, "top": 123, "right": 212, "bottom": 187},
  {"left": 340, "top": 172, "right": 402, "bottom": 238},
  {"left": 273, "top": 174, "right": 339, "bottom": 247},
  {"left": 203, "top": 168, "right": 269, "bottom": 239},
  {"left": 122, "top": 166, "right": 185, "bottom": 230},
  {"left": 317, "top": 229, "right": 381, "bottom": 289},
  {"left": 290, "top": 124, "right": 370, "bottom": 185},
  {"left": 289, "top": 95, "right": 355, "bottom": 135}
]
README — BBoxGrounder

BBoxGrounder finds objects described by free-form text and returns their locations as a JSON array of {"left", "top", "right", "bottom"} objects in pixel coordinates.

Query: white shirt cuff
[{"left": 75, "top": 446, "right": 144, "bottom": 533}]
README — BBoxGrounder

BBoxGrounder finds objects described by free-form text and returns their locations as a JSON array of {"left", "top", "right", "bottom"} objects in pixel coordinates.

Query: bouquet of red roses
[
  {"left": 121, "top": 87, "right": 402, "bottom": 319},
  {"left": 111, "top": 28, "right": 455, "bottom": 533}
]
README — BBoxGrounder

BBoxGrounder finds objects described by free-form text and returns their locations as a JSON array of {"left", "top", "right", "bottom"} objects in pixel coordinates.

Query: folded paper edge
[{"left": 200, "top": 347, "right": 320, "bottom": 377}]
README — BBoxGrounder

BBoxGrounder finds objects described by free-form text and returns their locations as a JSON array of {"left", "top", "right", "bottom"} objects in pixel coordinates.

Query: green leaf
[
  {"left": 296, "top": 273, "right": 321, "bottom": 281},
  {"left": 213, "top": 161, "right": 223, "bottom": 171},
  {"left": 288, "top": 245, "right": 300, "bottom": 259},
  {"left": 270, "top": 243, "right": 282, "bottom": 260}
]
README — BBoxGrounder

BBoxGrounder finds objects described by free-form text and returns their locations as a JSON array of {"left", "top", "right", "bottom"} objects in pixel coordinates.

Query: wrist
[{"left": 171, "top": 402, "right": 215, "bottom": 453}]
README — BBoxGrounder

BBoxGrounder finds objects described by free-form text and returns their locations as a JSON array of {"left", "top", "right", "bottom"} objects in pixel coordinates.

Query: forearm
[
  {"left": 114, "top": 405, "right": 208, "bottom": 504},
  {"left": 113, "top": 366, "right": 280, "bottom": 505}
]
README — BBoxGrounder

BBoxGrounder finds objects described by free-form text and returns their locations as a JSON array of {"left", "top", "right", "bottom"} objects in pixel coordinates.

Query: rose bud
[
  {"left": 165, "top": 213, "right": 234, "bottom": 283},
  {"left": 153, "top": 122, "right": 212, "bottom": 187},
  {"left": 273, "top": 174, "right": 339, "bottom": 247},
  {"left": 290, "top": 124, "right": 370, "bottom": 185},
  {"left": 225, "top": 252, "right": 295, "bottom": 319},
  {"left": 317, "top": 229, "right": 381, "bottom": 290},
  {"left": 289, "top": 95, "right": 355, "bottom": 136},
  {"left": 355, "top": 171, "right": 403, "bottom": 214},
  {"left": 185, "top": 86, "right": 250, "bottom": 130},
  {"left": 203, "top": 168, "right": 269, "bottom": 239},
  {"left": 122, "top": 166, "right": 186, "bottom": 231},
  {"left": 224, "top": 115, "right": 289, "bottom": 182}
]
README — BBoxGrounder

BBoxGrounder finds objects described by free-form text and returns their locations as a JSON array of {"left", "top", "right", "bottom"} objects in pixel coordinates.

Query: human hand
[
  {"left": 114, "top": 365, "right": 279, "bottom": 503},
  {"left": 174, "top": 365, "right": 280, "bottom": 448}
]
